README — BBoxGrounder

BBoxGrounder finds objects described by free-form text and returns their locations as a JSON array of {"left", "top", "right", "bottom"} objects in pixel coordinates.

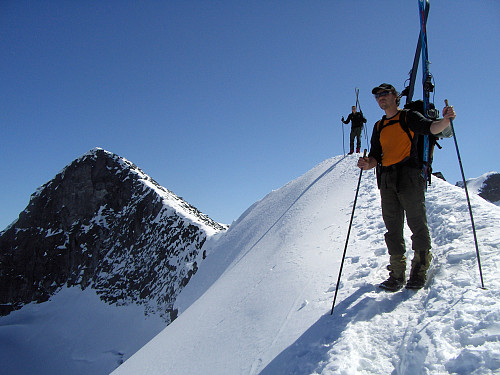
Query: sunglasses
[{"left": 374, "top": 91, "right": 391, "bottom": 99}]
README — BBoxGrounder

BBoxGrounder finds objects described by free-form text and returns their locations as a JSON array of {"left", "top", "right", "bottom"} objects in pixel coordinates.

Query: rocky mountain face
[
  {"left": 0, "top": 148, "right": 226, "bottom": 322},
  {"left": 476, "top": 173, "right": 500, "bottom": 204},
  {"left": 456, "top": 172, "right": 500, "bottom": 205}
]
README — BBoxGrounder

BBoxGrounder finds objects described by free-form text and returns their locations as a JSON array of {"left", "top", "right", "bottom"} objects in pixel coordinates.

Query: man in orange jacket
[{"left": 358, "top": 83, "right": 456, "bottom": 291}]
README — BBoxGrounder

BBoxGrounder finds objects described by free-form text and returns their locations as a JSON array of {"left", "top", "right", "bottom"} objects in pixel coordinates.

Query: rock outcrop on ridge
[{"left": 0, "top": 148, "right": 226, "bottom": 322}]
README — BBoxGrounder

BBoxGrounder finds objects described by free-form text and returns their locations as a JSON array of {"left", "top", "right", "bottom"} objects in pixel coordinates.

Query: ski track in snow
[{"left": 109, "top": 154, "right": 500, "bottom": 375}]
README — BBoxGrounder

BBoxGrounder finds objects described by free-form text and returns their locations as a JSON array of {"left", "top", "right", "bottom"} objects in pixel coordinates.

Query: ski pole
[
  {"left": 445, "top": 99, "right": 485, "bottom": 289},
  {"left": 331, "top": 149, "right": 367, "bottom": 315},
  {"left": 341, "top": 120, "right": 345, "bottom": 155}
]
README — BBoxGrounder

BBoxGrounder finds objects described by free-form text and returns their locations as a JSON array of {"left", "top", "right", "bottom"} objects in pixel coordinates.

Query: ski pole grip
[
  {"left": 444, "top": 99, "right": 454, "bottom": 125},
  {"left": 363, "top": 149, "right": 367, "bottom": 158}
]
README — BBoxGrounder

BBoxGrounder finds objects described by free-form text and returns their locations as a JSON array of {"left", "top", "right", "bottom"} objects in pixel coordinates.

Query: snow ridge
[{"left": 113, "top": 154, "right": 500, "bottom": 375}]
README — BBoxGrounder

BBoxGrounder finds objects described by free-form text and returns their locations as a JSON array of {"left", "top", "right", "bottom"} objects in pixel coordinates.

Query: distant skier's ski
[{"left": 355, "top": 87, "right": 361, "bottom": 112}]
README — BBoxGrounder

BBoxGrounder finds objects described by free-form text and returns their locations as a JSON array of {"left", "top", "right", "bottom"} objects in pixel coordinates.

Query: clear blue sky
[{"left": 1, "top": 1, "right": 499, "bottom": 229}]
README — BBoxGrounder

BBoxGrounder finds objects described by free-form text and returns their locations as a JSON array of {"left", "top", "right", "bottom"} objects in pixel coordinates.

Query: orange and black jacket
[{"left": 368, "top": 110, "right": 433, "bottom": 168}]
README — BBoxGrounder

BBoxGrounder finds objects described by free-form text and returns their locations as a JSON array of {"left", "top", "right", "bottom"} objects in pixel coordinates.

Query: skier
[
  {"left": 342, "top": 106, "right": 366, "bottom": 154},
  {"left": 357, "top": 83, "right": 456, "bottom": 291}
]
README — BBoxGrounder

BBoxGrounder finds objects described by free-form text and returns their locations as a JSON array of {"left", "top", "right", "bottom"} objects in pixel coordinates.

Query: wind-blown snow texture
[{"left": 113, "top": 154, "right": 500, "bottom": 375}]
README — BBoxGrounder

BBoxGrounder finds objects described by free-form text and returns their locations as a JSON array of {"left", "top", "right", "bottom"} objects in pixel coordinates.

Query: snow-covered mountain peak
[
  {"left": 0, "top": 147, "right": 226, "bottom": 320},
  {"left": 456, "top": 171, "right": 500, "bottom": 207}
]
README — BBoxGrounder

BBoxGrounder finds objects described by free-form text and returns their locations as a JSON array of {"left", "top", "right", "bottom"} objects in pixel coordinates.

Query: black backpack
[{"left": 375, "top": 100, "right": 441, "bottom": 186}]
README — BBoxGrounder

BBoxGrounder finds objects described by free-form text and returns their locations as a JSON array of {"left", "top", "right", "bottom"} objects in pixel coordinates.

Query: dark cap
[{"left": 372, "top": 83, "right": 396, "bottom": 94}]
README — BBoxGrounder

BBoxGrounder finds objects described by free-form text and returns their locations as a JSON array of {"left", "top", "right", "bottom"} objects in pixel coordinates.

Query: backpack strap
[
  {"left": 396, "top": 109, "right": 421, "bottom": 168},
  {"left": 376, "top": 110, "right": 413, "bottom": 146},
  {"left": 398, "top": 109, "right": 413, "bottom": 143},
  {"left": 375, "top": 115, "right": 386, "bottom": 134},
  {"left": 401, "top": 109, "right": 436, "bottom": 185},
  {"left": 376, "top": 110, "right": 419, "bottom": 169},
  {"left": 377, "top": 111, "right": 410, "bottom": 136}
]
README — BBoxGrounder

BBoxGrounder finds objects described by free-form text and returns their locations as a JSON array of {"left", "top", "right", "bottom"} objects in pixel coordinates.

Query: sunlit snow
[
  {"left": 113, "top": 154, "right": 500, "bottom": 375},
  {"left": 1, "top": 154, "right": 499, "bottom": 375}
]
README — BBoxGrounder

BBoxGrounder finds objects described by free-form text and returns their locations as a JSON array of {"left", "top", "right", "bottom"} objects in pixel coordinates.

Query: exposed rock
[
  {"left": 432, "top": 171, "right": 445, "bottom": 181},
  {"left": 0, "top": 148, "right": 226, "bottom": 321},
  {"left": 456, "top": 172, "right": 500, "bottom": 205},
  {"left": 477, "top": 173, "right": 500, "bottom": 204}
]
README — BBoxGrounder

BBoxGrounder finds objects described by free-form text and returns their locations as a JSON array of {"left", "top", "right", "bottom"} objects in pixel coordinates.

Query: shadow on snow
[{"left": 260, "top": 284, "right": 416, "bottom": 375}]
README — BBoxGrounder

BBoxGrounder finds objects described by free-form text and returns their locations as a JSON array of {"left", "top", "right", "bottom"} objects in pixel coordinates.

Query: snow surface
[
  {"left": 463, "top": 171, "right": 500, "bottom": 207},
  {"left": 0, "top": 287, "right": 166, "bottom": 375},
  {"left": 462, "top": 172, "right": 494, "bottom": 195},
  {"left": 112, "top": 154, "right": 500, "bottom": 375}
]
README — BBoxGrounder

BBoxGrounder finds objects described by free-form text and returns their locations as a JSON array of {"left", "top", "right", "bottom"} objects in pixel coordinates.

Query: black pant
[
  {"left": 379, "top": 165, "right": 432, "bottom": 280},
  {"left": 350, "top": 127, "right": 362, "bottom": 151}
]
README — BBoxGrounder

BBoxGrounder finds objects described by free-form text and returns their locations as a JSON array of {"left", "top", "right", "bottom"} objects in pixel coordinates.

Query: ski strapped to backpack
[
  {"left": 418, "top": 0, "right": 435, "bottom": 184},
  {"left": 396, "top": 0, "right": 452, "bottom": 188}
]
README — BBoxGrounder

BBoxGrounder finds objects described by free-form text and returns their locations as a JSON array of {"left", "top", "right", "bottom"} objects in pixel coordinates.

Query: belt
[
  {"left": 379, "top": 158, "right": 419, "bottom": 173},
  {"left": 378, "top": 160, "right": 419, "bottom": 192}
]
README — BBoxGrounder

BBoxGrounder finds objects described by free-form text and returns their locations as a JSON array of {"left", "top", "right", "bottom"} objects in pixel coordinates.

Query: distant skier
[
  {"left": 342, "top": 106, "right": 366, "bottom": 154},
  {"left": 357, "top": 83, "right": 455, "bottom": 291}
]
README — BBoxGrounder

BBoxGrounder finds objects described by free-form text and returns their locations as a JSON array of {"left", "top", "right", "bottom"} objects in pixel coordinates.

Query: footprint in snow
[{"left": 297, "top": 300, "right": 309, "bottom": 311}]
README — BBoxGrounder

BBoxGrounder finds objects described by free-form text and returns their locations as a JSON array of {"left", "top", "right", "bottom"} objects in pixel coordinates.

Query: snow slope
[
  {"left": 112, "top": 154, "right": 500, "bottom": 375},
  {"left": 464, "top": 172, "right": 494, "bottom": 195},
  {"left": 0, "top": 287, "right": 166, "bottom": 375}
]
